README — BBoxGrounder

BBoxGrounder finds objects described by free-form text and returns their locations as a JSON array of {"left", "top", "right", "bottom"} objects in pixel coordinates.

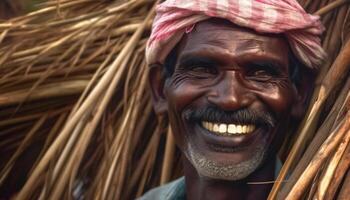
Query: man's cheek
[
  {"left": 166, "top": 83, "right": 204, "bottom": 110},
  {"left": 256, "top": 87, "right": 294, "bottom": 115},
  {"left": 165, "top": 81, "right": 206, "bottom": 148}
]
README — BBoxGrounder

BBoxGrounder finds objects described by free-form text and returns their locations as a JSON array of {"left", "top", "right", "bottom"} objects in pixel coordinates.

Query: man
[{"left": 142, "top": 0, "right": 326, "bottom": 199}]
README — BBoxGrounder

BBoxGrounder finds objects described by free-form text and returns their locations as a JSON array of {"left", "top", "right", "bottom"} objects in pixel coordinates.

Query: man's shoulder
[{"left": 137, "top": 177, "right": 186, "bottom": 200}]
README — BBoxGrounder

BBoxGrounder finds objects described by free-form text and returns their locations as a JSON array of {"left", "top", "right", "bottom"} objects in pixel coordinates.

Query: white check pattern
[{"left": 146, "top": 0, "right": 326, "bottom": 69}]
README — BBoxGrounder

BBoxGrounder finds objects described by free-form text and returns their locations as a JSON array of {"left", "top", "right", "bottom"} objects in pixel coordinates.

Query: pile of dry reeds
[
  {"left": 0, "top": 0, "right": 349, "bottom": 199},
  {"left": 0, "top": 0, "right": 22, "bottom": 19}
]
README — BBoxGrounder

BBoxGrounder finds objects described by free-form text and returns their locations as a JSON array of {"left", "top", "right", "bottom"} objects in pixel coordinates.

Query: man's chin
[{"left": 184, "top": 142, "right": 267, "bottom": 181}]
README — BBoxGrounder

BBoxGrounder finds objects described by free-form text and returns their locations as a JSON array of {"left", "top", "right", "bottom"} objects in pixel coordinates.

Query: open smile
[
  {"left": 201, "top": 121, "right": 256, "bottom": 136},
  {"left": 193, "top": 121, "right": 267, "bottom": 150}
]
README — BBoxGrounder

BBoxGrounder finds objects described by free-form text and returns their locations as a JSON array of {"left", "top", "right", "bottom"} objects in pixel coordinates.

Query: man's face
[{"left": 151, "top": 19, "right": 302, "bottom": 180}]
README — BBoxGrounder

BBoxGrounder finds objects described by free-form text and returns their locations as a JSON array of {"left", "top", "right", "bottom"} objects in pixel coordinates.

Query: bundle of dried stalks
[
  {"left": 0, "top": 0, "right": 169, "bottom": 199},
  {"left": 0, "top": 0, "right": 22, "bottom": 19},
  {"left": 0, "top": 0, "right": 349, "bottom": 200}
]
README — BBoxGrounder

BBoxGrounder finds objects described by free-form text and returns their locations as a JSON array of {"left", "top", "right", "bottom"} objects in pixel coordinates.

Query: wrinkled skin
[{"left": 149, "top": 19, "right": 309, "bottom": 200}]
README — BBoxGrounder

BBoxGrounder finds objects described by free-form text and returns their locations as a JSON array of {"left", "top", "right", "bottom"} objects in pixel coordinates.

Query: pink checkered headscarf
[{"left": 146, "top": 0, "right": 326, "bottom": 69}]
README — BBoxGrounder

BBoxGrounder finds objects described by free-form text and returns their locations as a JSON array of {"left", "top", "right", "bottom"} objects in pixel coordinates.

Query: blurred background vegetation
[{"left": 0, "top": 0, "right": 46, "bottom": 19}]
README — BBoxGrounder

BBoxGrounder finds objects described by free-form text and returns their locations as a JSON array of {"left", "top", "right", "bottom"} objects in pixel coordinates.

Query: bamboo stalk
[
  {"left": 96, "top": 54, "right": 135, "bottom": 200},
  {"left": 305, "top": 168, "right": 322, "bottom": 200},
  {"left": 14, "top": 4, "right": 154, "bottom": 198},
  {"left": 314, "top": 120, "right": 350, "bottom": 199},
  {"left": 0, "top": 113, "right": 48, "bottom": 185},
  {"left": 285, "top": 112, "right": 350, "bottom": 200},
  {"left": 136, "top": 121, "right": 163, "bottom": 198},
  {"left": 323, "top": 142, "right": 350, "bottom": 200},
  {"left": 277, "top": 75, "right": 350, "bottom": 199},
  {"left": 115, "top": 68, "right": 147, "bottom": 199},
  {"left": 31, "top": 113, "right": 68, "bottom": 175},
  {"left": 0, "top": 80, "right": 88, "bottom": 107},
  {"left": 6, "top": 0, "right": 91, "bottom": 23},
  {"left": 269, "top": 36, "right": 350, "bottom": 200},
  {"left": 337, "top": 168, "right": 350, "bottom": 199},
  {"left": 315, "top": 0, "right": 350, "bottom": 16}
]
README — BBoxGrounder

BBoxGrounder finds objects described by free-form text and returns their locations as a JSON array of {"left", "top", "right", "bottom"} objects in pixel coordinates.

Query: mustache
[{"left": 184, "top": 106, "right": 276, "bottom": 128}]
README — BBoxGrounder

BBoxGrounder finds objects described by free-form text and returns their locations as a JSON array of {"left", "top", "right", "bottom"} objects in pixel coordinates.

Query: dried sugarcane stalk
[
  {"left": 277, "top": 71, "right": 350, "bottom": 200},
  {"left": 314, "top": 121, "right": 350, "bottom": 199},
  {"left": 337, "top": 169, "right": 350, "bottom": 199},
  {"left": 0, "top": 1, "right": 161, "bottom": 199},
  {"left": 322, "top": 142, "right": 350, "bottom": 200},
  {"left": 270, "top": 26, "right": 350, "bottom": 200},
  {"left": 315, "top": 0, "right": 350, "bottom": 16},
  {"left": 285, "top": 112, "right": 350, "bottom": 200}
]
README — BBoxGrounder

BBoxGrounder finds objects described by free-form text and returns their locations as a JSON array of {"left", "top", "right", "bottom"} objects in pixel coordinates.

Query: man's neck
[{"left": 183, "top": 156, "right": 276, "bottom": 200}]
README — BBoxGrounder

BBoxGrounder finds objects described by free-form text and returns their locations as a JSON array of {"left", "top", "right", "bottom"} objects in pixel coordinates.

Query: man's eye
[
  {"left": 251, "top": 69, "right": 272, "bottom": 77},
  {"left": 189, "top": 66, "right": 217, "bottom": 74},
  {"left": 245, "top": 65, "right": 280, "bottom": 81}
]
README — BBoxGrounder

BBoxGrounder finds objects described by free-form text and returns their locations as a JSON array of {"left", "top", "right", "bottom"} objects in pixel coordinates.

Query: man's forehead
[{"left": 177, "top": 18, "right": 290, "bottom": 65}]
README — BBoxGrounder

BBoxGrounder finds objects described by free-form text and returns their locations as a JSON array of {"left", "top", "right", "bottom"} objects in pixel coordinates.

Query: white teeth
[
  {"left": 237, "top": 125, "right": 242, "bottom": 133},
  {"left": 201, "top": 121, "right": 256, "bottom": 135},
  {"left": 247, "top": 126, "right": 252, "bottom": 133},
  {"left": 242, "top": 125, "right": 247, "bottom": 133},
  {"left": 213, "top": 124, "right": 219, "bottom": 132},
  {"left": 228, "top": 124, "right": 236, "bottom": 134},
  {"left": 219, "top": 124, "right": 227, "bottom": 133},
  {"left": 203, "top": 122, "right": 208, "bottom": 129},
  {"left": 208, "top": 122, "right": 213, "bottom": 131}
]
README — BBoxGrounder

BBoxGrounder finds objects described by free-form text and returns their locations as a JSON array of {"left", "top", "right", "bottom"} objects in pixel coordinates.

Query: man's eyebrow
[
  {"left": 177, "top": 50, "right": 288, "bottom": 70},
  {"left": 178, "top": 54, "right": 220, "bottom": 67},
  {"left": 242, "top": 56, "right": 287, "bottom": 71}
]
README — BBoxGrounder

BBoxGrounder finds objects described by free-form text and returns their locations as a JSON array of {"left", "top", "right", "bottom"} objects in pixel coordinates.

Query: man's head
[
  {"left": 149, "top": 18, "right": 312, "bottom": 180},
  {"left": 146, "top": 0, "right": 325, "bottom": 181}
]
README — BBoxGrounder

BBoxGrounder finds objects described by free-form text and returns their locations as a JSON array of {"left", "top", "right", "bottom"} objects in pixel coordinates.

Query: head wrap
[{"left": 146, "top": 0, "right": 326, "bottom": 69}]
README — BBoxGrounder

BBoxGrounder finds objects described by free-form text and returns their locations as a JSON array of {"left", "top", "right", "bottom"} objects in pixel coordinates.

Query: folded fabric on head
[{"left": 146, "top": 0, "right": 326, "bottom": 69}]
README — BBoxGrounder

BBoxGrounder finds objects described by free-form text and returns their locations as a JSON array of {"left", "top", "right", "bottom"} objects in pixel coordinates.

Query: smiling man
[{"left": 141, "top": 0, "right": 326, "bottom": 200}]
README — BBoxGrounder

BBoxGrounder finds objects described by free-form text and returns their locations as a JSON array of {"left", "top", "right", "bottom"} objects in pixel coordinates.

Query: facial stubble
[
  {"left": 180, "top": 107, "right": 274, "bottom": 181},
  {"left": 184, "top": 136, "right": 268, "bottom": 181}
]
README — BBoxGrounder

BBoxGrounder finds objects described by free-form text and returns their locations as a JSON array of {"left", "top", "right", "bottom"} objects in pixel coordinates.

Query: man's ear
[
  {"left": 148, "top": 64, "right": 168, "bottom": 115},
  {"left": 291, "top": 70, "right": 315, "bottom": 120}
]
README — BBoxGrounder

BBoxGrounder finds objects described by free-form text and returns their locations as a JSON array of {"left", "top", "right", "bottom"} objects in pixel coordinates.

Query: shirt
[{"left": 138, "top": 159, "right": 282, "bottom": 200}]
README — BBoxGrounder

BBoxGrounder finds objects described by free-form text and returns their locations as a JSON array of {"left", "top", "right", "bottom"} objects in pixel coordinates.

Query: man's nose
[{"left": 207, "top": 72, "right": 253, "bottom": 110}]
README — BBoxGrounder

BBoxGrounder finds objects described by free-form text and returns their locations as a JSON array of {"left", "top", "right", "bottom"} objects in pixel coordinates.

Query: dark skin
[{"left": 149, "top": 19, "right": 310, "bottom": 200}]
